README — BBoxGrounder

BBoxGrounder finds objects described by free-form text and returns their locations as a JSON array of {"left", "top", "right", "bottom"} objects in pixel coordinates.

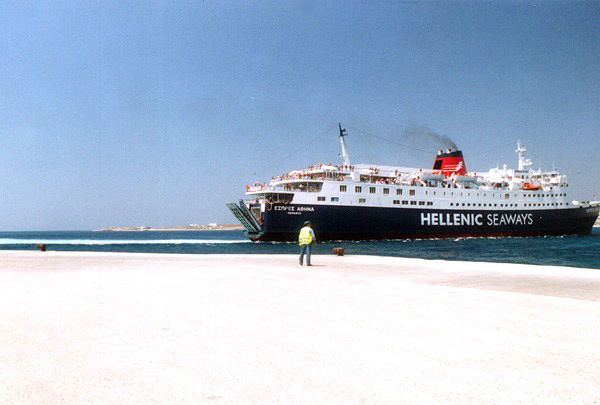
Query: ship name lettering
[
  {"left": 274, "top": 205, "right": 295, "bottom": 211},
  {"left": 421, "top": 212, "right": 533, "bottom": 226},
  {"left": 274, "top": 205, "right": 315, "bottom": 212},
  {"left": 421, "top": 213, "right": 483, "bottom": 226},
  {"left": 486, "top": 213, "right": 533, "bottom": 226}
]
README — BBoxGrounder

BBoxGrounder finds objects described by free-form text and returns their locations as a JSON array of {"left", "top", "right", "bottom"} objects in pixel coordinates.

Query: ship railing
[
  {"left": 271, "top": 173, "right": 344, "bottom": 183},
  {"left": 269, "top": 164, "right": 355, "bottom": 184},
  {"left": 246, "top": 184, "right": 267, "bottom": 192}
]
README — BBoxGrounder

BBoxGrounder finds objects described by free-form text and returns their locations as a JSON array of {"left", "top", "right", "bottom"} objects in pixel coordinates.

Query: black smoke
[{"left": 401, "top": 123, "right": 458, "bottom": 151}]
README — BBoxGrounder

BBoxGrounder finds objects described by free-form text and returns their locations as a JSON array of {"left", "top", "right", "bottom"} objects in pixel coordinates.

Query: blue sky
[{"left": 1, "top": 1, "right": 599, "bottom": 230}]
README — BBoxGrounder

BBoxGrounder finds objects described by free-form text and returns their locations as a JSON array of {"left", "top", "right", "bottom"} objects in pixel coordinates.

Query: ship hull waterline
[{"left": 244, "top": 203, "right": 599, "bottom": 242}]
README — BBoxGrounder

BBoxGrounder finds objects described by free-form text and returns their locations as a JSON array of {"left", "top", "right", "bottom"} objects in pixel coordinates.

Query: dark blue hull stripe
[{"left": 247, "top": 204, "right": 599, "bottom": 242}]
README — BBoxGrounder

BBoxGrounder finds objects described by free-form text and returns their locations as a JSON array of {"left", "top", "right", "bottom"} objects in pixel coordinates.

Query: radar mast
[
  {"left": 516, "top": 140, "right": 532, "bottom": 171},
  {"left": 339, "top": 123, "right": 350, "bottom": 166}
]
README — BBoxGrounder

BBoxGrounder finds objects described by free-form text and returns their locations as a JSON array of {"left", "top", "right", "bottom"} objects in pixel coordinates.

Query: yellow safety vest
[{"left": 299, "top": 227, "right": 313, "bottom": 245}]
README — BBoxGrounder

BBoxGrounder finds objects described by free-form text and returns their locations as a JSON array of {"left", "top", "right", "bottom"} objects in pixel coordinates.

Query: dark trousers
[{"left": 299, "top": 244, "right": 312, "bottom": 265}]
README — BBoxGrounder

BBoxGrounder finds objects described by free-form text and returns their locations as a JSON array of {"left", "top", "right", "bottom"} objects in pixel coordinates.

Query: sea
[{"left": 1, "top": 229, "right": 599, "bottom": 270}]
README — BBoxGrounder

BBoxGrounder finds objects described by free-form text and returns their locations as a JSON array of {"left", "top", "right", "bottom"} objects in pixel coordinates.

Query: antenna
[
  {"left": 516, "top": 140, "right": 532, "bottom": 171},
  {"left": 339, "top": 123, "right": 350, "bottom": 166}
]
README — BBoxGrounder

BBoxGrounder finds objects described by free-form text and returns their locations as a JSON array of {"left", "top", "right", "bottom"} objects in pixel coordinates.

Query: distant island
[{"left": 96, "top": 223, "right": 244, "bottom": 232}]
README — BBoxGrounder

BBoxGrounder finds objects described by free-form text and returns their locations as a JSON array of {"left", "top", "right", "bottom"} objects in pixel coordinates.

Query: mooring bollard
[
  {"left": 36, "top": 244, "right": 47, "bottom": 252},
  {"left": 332, "top": 247, "right": 344, "bottom": 256}
]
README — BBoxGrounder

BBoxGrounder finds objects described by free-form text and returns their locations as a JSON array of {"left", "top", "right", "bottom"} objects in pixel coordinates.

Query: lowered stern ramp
[{"left": 226, "top": 200, "right": 263, "bottom": 236}]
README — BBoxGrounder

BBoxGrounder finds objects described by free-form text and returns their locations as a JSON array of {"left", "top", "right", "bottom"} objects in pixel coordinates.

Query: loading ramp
[{"left": 226, "top": 200, "right": 263, "bottom": 235}]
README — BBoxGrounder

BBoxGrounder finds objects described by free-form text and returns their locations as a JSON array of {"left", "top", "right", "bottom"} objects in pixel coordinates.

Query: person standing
[{"left": 298, "top": 221, "right": 316, "bottom": 266}]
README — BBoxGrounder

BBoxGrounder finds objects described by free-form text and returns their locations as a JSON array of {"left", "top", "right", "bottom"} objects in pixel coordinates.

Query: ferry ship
[{"left": 227, "top": 125, "right": 599, "bottom": 241}]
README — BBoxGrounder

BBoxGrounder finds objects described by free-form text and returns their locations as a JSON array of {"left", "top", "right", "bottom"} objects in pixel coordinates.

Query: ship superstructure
[{"left": 228, "top": 125, "right": 599, "bottom": 241}]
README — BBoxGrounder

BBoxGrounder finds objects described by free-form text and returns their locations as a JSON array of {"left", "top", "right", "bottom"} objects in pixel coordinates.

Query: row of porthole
[
  {"left": 317, "top": 196, "right": 566, "bottom": 209},
  {"left": 341, "top": 185, "right": 568, "bottom": 200}
]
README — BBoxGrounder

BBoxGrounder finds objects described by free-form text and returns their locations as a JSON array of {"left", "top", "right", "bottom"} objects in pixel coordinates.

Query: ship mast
[
  {"left": 516, "top": 140, "right": 532, "bottom": 171},
  {"left": 339, "top": 123, "right": 350, "bottom": 166}
]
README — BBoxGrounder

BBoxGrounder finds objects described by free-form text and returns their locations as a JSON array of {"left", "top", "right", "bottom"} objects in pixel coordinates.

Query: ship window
[
  {"left": 369, "top": 187, "right": 376, "bottom": 194},
  {"left": 331, "top": 197, "right": 339, "bottom": 202},
  {"left": 433, "top": 160, "right": 443, "bottom": 170},
  {"left": 393, "top": 200, "right": 400, "bottom": 205},
  {"left": 462, "top": 203, "right": 465, "bottom": 206},
  {"left": 317, "top": 196, "right": 325, "bottom": 201},
  {"left": 467, "top": 203, "right": 471, "bottom": 207},
  {"left": 505, "top": 194, "right": 509, "bottom": 199},
  {"left": 355, "top": 186, "right": 362, "bottom": 193},
  {"left": 396, "top": 189, "right": 402, "bottom": 195},
  {"left": 402, "top": 200, "right": 408, "bottom": 205},
  {"left": 383, "top": 188, "right": 389, "bottom": 195},
  {"left": 340, "top": 185, "right": 347, "bottom": 192},
  {"left": 410, "top": 201, "right": 417, "bottom": 205},
  {"left": 478, "top": 203, "right": 481, "bottom": 207},
  {"left": 450, "top": 203, "right": 453, "bottom": 206},
  {"left": 409, "top": 190, "right": 415, "bottom": 196},
  {"left": 494, "top": 204, "right": 497, "bottom": 207},
  {"left": 419, "top": 201, "right": 425, "bottom": 206},
  {"left": 359, "top": 198, "right": 366, "bottom": 203},
  {"left": 427, "top": 201, "right": 433, "bottom": 206}
]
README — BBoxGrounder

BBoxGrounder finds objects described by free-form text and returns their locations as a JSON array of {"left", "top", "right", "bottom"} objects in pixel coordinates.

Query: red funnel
[{"left": 432, "top": 149, "right": 467, "bottom": 177}]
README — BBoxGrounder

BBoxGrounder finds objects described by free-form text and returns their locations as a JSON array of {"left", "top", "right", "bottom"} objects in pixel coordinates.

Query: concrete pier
[{"left": 1, "top": 251, "right": 599, "bottom": 403}]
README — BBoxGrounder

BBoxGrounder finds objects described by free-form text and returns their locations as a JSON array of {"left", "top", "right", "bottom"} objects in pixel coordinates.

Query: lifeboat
[
  {"left": 522, "top": 182, "right": 542, "bottom": 191},
  {"left": 420, "top": 173, "right": 445, "bottom": 182},
  {"left": 454, "top": 175, "right": 478, "bottom": 183}
]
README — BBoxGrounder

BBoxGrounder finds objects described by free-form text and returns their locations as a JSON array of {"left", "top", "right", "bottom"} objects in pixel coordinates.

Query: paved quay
[{"left": 1, "top": 251, "right": 599, "bottom": 404}]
